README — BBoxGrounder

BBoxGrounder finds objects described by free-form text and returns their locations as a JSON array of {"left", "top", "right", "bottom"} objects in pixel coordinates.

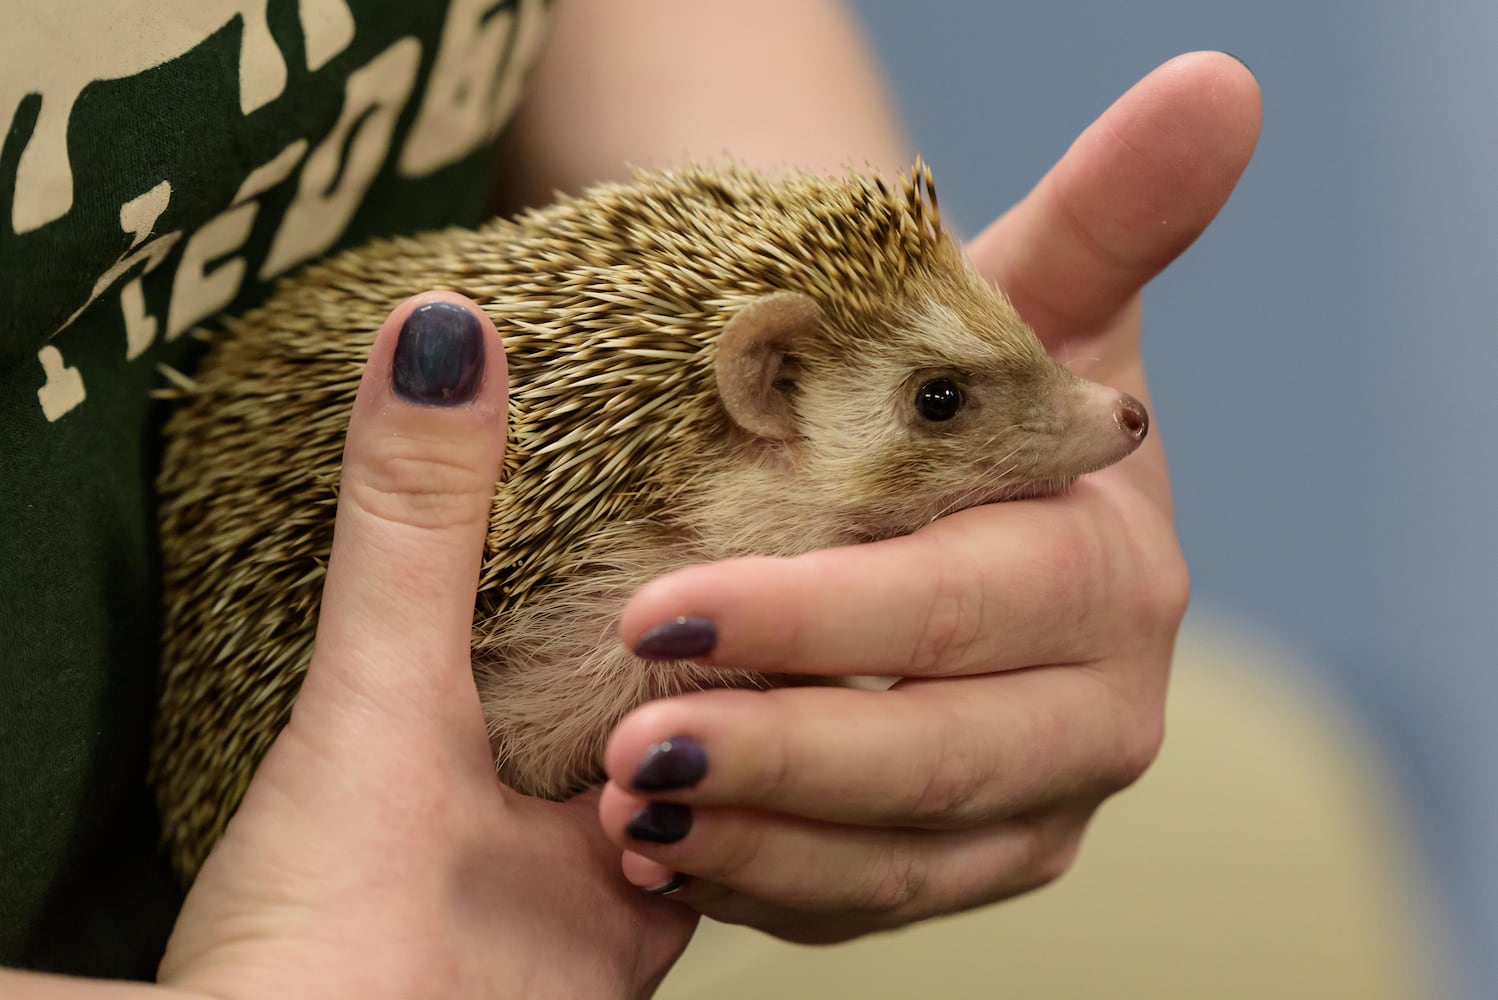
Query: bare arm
[{"left": 494, "top": 0, "right": 909, "bottom": 209}]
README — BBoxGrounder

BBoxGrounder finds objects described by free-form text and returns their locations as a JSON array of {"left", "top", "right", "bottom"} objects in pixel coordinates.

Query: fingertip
[
  {"left": 604, "top": 698, "right": 706, "bottom": 792},
  {"left": 971, "top": 49, "right": 1263, "bottom": 340},
  {"left": 619, "top": 552, "right": 843, "bottom": 673},
  {"left": 599, "top": 780, "right": 648, "bottom": 843},
  {"left": 622, "top": 850, "right": 679, "bottom": 893},
  {"left": 1215, "top": 49, "right": 1257, "bottom": 82},
  {"left": 1181, "top": 48, "right": 1259, "bottom": 90},
  {"left": 618, "top": 564, "right": 718, "bottom": 652},
  {"left": 342, "top": 291, "right": 509, "bottom": 496},
  {"left": 641, "top": 872, "right": 692, "bottom": 896},
  {"left": 369, "top": 290, "right": 508, "bottom": 413},
  {"left": 1143, "top": 51, "right": 1263, "bottom": 163},
  {"left": 596, "top": 788, "right": 684, "bottom": 888}
]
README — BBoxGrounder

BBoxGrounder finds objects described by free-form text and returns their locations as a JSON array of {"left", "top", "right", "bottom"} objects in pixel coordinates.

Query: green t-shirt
[{"left": 1, "top": 0, "right": 550, "bottom": 977}]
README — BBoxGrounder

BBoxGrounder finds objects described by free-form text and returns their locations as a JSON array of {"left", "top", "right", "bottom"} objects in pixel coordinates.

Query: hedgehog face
[
  {"left": 847, "top": 299, "right": 1149, "bottom": 530},
  {"left": 714, "top": 289, "right": 1148, "bottom": 541},
  {"left": 883, "top": 356, "right": 1149, "bottom": 517}
]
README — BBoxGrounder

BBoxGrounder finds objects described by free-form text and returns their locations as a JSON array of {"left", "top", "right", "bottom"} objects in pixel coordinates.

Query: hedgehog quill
[{"left": 152, "top": 162, "right": 1149, "bottom": 880}]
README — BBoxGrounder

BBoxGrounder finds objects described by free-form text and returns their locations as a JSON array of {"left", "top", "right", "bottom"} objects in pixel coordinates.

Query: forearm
[{"left": 495, "top": 0, "right": 908, "bottom": 208}]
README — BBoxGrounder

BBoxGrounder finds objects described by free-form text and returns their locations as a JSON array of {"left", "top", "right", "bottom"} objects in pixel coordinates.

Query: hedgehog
[{"left": 151, "top": 162, "right": 1150, "bottom": 881}]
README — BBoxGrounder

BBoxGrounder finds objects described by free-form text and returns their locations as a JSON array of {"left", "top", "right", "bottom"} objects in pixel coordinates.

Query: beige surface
[{"left": 656, "top": 623, "right": 1442, "bottom": 999}]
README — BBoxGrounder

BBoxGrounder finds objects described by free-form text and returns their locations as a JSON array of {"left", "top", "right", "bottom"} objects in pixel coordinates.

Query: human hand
[
  {"left": 155, "top": 293, "right": 695, "bottom": 998},
  {"left": 594, "top": 52, "right": 1262, "bottom": 942}
]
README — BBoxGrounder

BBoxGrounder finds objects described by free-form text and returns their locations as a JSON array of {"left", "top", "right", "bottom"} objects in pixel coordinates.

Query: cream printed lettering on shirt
[{"left": 4, "top": 0, "right": 549, "bottom": 421}]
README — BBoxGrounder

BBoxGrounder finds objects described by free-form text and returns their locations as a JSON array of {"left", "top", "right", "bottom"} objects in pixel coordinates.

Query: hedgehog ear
[{"left": 715, "top": 291, "right": 822, "bottom": 441}]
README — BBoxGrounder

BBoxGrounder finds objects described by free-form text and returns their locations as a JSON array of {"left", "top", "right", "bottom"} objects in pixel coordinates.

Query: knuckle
[
  {"left": 858, "top": 840, "right": 929, "bottom": 915},
  {"left": 1121, "top": 520, "right": 1191, "bottom": 639},
  {"left": 1027, "top": 514, "right": 1107, "bottom": 637},
  {"left": 1024, "top": 825, "right": 1084, "bottom": 893},
  {"left": 906, "top": 725, "right": 989, "bottom": 827},
  {"left": 1153, "top": 547, "right": 1193, "bottom": 631},
  {"left": 748, "top": 692, "right": 796, "bottom": 801},
  {"left": 711, "top": 820, "right": 769, "bottom": 884},
  {"left": 1132, "top": 542, "right": 1191, "bottom": 638},
  {"left": 344, "top": 445, "right": 495, "bottom": 533},
  {"left": 1101, "top": 706, "right": 1165, "bottom": 791},
  {"left": 908, "top": 768, "right": 971, "bottom": 826},
  {"left": 906, "top": 561, "right": 984, "bottom": 676}
]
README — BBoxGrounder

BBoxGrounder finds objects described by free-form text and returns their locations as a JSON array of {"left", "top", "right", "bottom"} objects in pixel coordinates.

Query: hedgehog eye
[{"left": 914, "top": 378, "right": 964, "bottom": 422}]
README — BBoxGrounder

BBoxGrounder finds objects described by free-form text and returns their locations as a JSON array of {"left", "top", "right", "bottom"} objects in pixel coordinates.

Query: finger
[
  {"left": 603, "top": 666, "right": 1159, "bottom": 829},
  {"left": 599, "top": 789, "right": 1084, "bottom": 931},
  {"left": 620, "top": 480, "right": 1173, "bottom": 678},
  {"left": 968, "top": 51, "right": 1262, "bottom": 345},
  {"left": 297, "top": 292, "right": 507, "bottom": 746}
]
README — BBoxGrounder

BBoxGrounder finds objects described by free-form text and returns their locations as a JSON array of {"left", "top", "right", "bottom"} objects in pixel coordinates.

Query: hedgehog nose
[{"left": 1116, "top": 393, "right": 1149, "bottom": 442}]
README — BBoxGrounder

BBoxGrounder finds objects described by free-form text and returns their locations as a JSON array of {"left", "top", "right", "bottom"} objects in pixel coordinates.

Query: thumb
[
  {"left": 292, "top": 290, "right": 507, "bottom": 760},
  {"left": 160, "top": 291, "right": 511, "bottom": 978},
  {"left": 967, "top": 51, "right": 1262, "bottom": 344}
]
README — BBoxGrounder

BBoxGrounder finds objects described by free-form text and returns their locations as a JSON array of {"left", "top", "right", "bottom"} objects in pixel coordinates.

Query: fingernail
[
  {"left": 634, "top": 616, "right": 717, "bottom": 660},
  {"left": 1221, "top": 50, "right": 1253, "bottom": 74},
  {"left": 391, "top": 300, "right": 484, "bottom": 406},
  {"left": 643, "top": 873, "right": 691, "bottom": 896},
  {"left": 626, "top": 802, "right": 693, "bottom": 844},
  {"left": 633, "top": 736, "right": 708, "bottom": 792}
]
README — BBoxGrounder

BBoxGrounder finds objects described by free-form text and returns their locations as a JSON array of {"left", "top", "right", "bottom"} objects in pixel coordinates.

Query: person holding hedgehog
[{"left": 0, "top": 1, "right": 1260, "bottom": 996}]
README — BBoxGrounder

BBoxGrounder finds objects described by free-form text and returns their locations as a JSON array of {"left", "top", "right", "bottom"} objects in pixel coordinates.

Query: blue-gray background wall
[{"left": 849, "top": 2, "right": 1496, "bottom": 997}]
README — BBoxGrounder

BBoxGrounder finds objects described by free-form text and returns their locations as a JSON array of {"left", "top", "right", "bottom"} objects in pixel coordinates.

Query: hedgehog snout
[
  {"left": 1116, "top": 392, "right": 1149, "bottom": 443},
  {"left": 1049, "top": 375, "right": 1150, "bottom": 476}
]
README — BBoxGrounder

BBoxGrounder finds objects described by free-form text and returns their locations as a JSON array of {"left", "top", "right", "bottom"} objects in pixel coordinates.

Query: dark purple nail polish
[
  {"left": 644, "top": 873, "right": 691, "bottom": 896},
  {"left": 633, "top": 736, "right": 708, "bottom": 792},
  {"left": 626, "top": 802, "right": 693, "bottom": 844},
  {"left": 391, "top": 300, "right": 484, "bottom": 406},
  {"left": 634, "top": 616, "right": 717, "bottom": 660}
]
